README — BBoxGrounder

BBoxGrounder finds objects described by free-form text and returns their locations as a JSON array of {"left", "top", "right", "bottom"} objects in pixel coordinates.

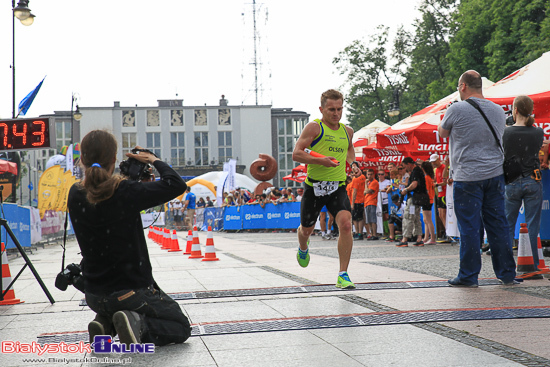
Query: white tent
[
  {"left": 353, "top": 119, "right": 390, "bottom": 144},
  {"left": 192, "top": 171, "right": 260, "bottom": 193}
]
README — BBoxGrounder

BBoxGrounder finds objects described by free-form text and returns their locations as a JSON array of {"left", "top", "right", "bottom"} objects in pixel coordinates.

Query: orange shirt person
[{"left": 363, "top": 169, "right": 379, "bottom": 240}]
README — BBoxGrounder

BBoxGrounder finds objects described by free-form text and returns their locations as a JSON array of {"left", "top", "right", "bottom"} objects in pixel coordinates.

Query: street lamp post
[
  {"left": 387, "top": 89, "right": 401, "bottom": 123},
  {"left": 12, "top": 0, "right": 35, "bottom": 119},
  {"left": 71, "top": 93, "right": 82, "bottom": 143}
]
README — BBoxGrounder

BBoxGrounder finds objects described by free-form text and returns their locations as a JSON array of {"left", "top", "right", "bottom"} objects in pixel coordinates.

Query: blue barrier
[
  {"left": 219, "top": 202, "right": 301, "bottom": 230},
  {"left": 1, "top": 204, "right": 31, "bottom": 249},
  {"left": 202, "top": 207, "right": 225, "bottom": 231}
]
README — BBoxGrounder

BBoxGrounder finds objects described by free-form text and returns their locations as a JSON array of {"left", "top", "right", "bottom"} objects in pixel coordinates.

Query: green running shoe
[
  {"left": 297, "top": 240, "right": 310, "bottom": 268},
  {"left": 336, "top": 272, "right": 356, "bottom": 289}
]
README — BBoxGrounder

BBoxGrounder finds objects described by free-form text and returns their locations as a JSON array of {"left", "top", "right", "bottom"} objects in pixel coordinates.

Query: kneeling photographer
[{"left": 68, "top": 130, "right": 191, "bottom": 347}]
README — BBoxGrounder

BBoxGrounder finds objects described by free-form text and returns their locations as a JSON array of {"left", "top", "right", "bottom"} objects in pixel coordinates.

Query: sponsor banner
[
  {"left": 221, "top": 202, "right": 301, "bottom": 230},
  {"left": 223, "top": 206, "right": 242, "bottom": 230},
  {"left": 203, "top": 207, "right": 224, "bottom": 231},
  {"left": 1, "top": 203, "right": 31, "bottom": 248}
]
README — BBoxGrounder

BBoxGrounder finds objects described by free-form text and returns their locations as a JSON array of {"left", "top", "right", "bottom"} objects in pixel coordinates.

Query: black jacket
[{"left": 68, "top": 160, "right": 186, "bottom": 294}]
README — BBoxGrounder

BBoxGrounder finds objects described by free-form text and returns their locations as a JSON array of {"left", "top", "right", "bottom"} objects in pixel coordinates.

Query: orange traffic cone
[
  {"left": 536, "top": 233, "right": 549, "bottom": 271},
  {"left": 162, "top": 229, "right": 171, "bottom": 250},
  {"left": 517, "top": 223, "right": 538, "bottom": 276},
  {"left": 202, "top": 226, "right": 219, "bottom": 261},
  {"left": 184, "top": 230, "right": 193, "bottom": 255},
  {"left": 189, "top": 226, "right": 203, "bottom": 259},
  {"left": 153, "top": 227, "right": 160, "bottom": 244},
  {"left": 0, "top": 242, "right": 23, "bottom": 305},
  {"left": 168, "top": 230, "right": 182, "bottom": 252}
]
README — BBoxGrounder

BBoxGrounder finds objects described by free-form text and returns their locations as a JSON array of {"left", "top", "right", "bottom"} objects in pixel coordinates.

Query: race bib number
[{"left": 313, "top": 181, "right": 339, "bottom": 196}]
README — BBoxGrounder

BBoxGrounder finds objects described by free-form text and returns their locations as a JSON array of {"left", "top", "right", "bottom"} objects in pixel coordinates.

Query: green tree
[{"left": 333, "top": 26, "right": 410, "bottom": 129}]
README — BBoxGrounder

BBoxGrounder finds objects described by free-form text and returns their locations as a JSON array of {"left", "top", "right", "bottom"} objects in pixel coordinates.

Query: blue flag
[{"left": 17, "top": 77, "right": 45, "bottom": 117}]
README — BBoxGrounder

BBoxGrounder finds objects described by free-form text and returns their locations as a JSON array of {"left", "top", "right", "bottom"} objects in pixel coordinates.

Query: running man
[{"left": 292, "top": 89, "right": 356, "bottom": 289}]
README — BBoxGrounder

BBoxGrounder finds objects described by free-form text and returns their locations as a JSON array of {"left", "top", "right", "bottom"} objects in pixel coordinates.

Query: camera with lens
[
  {"left": 119, "top": 148, "right": 155, "bottom": 181},
  {"left": 55, "top": 263, "right": 85, "bottom": 293}
]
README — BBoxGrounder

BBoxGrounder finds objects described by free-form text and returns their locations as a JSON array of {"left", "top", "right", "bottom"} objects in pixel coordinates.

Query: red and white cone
[
  {"left": 517, "top": 223, "right": 537, "bottom": 275},
  {"left": 536, "top": 233, "right": 549, "bottom": 271},
  {"left": 161, "top": 228, "right": 171, "bottom": 250},
  {"left": 0, "top": 242, "right": 23, "bottom": 305},
  {"left": 183, "top": 230, "right": 193, "bottom": 255},
  {"left": 202, "top": 226, "right": 219, "bottom": 261},
  {"left": 189, "top": 226, "right": 203, "bottom": 259},
  {"left": 168, "top": 230, "right": 182, "bottom": 252}
]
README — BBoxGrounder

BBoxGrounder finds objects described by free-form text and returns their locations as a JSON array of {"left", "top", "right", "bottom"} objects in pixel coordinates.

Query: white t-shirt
[{"left": 378, "top": 179, "right": 391, "bottom": 204}]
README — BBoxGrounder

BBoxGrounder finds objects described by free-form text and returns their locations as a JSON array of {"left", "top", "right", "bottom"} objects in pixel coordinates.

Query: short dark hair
[
  {"left": 321, "top": 89, "right": 344, "bottom": 107},
  {"left": 402, "top": 157, "right": 414, "bottom": 165},
  {"left": 460, "top": 71, "right": 482, "bottom": 90}
]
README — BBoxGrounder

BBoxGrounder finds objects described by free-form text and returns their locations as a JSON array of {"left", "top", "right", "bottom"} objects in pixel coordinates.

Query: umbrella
[
  {"left": 0, "top": 159, "right": 18, "bottom": 175},
  {"left": 283, "top": 164, "right": 307, "bottom": 183}
]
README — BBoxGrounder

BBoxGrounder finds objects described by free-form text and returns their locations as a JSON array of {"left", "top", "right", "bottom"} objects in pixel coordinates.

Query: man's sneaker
[
  {"left": 297, "top": 240, "right": 310, "bottom": 268},
  {"left": 88, "top": 314, "right": 114, "bottom": 343},
  {"left": 112, "top": 310, "right": 143, "bottom": 346},
  {"left": 356, "top": 234, "right": 364, "bottom": 241},
  {"left": 336, "top": 273, "right": 356, "bottom": 289},
  {"left": 396, "top": 241, "right": 408, "bottom": 247},
  {"left": 448, "top": 277, "right": 478, "bottom": 288},
  {"left": 371, "top": 236, "right": 379, "bottom": 241},
  {"left": 321, "top": 233, "right": 329, "bottom": 240},
  {"left": 499, "top": 278, "right": 522, "bottom": 286}
]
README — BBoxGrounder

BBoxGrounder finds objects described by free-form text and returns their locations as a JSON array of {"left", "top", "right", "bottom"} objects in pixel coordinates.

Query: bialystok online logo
[
  {"left": 1, "top": 336, "right": 155, "bottom": 355},
  {"left": 92, "top": 335, "right": 155, "bottom": 354}
]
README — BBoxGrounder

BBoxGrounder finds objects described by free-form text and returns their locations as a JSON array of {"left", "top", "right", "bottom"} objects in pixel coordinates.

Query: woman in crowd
[
  {"left": 503, "top": 95, "right": 544, "bottom": 273},
  {"left": 223, "top": 194, "right": 235, "bottom": 207},
  {"left": 68, "top": 130, "right": 191, "bottom": 347},
  {"left": 196, "top": 197, "right": 206, "bottom": 208},
  {"left": 421, "top": 161, "right": 436, "bottom": 245}
]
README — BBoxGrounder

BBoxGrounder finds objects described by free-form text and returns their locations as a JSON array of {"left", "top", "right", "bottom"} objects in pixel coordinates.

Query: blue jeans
[
  {"left": 505, "top": 176, "right": 543, "bottom": 268},
  {"left": 86, "top": 283, "right": 191, "bottom": 346},
  {"left": 453, "top": 175, "right": 517, "bottom": 284}
]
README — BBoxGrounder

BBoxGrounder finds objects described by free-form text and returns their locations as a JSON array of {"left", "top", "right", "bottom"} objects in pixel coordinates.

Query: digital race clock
[{"left": 0, "top": 118, "right": 53, "bottom": 151}]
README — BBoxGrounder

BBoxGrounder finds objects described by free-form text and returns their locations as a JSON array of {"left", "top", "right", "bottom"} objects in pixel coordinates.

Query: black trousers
[{"left": 86, "top": 283, "right": 191, "bottom": 346}]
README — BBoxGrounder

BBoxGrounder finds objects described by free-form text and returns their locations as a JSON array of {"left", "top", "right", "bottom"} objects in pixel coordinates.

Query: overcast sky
[{"left": 0, "top": 0, "right": 422, "bottom": 124}]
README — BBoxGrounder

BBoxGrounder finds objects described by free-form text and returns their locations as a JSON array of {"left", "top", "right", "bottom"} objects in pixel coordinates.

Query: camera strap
[{"left": 60, "top": 209, "right": 69, "bottom": 271}]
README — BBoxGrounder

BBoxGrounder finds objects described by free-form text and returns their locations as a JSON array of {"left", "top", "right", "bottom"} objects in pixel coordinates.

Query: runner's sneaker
[
  {"left": 296, "top": 239, "right": 310, "bottom": 268},
  {"left": 336, "top": 272, "right": 356, "bottom": 289}
]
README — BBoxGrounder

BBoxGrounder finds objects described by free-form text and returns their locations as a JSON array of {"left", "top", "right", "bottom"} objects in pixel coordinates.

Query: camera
[
  {"left": 119, "top": 148, "right": 155, "bottom": 181},
  {"left": 55, "top": 263, "right": 85, "bottom": 293}
]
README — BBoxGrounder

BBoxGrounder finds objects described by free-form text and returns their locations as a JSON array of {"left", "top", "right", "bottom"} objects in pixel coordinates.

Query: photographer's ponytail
[{"left": 80, "top": 130, "right": 125, "bottom": 204}]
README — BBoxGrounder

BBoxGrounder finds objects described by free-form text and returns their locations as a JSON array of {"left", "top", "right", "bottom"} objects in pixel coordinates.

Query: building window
[
  {"left": 147, "top": 110, "right": 160, "bottom": 126},
  {"left": 146, "top": 132, "right": 161, "bottom": 157},
  {"left": 218, "top": 131, "right": 232, "bottom": 163},
  {"left": 171, "top": 132, "right": 185, "bottom": 166},
  {"left": 122, "top": 110, "right": 135, "bottom": 127},
  {"left": 194, "top": 109, "right": 207, "bottom": 126},
  {"left": 276, "top": 117, "right": 308, "bottom": 187},
  {"left": 194, "top": 132, "right": 208, "bottom": 166},
  {"left": 121, "top": 133, "right": 136, "bottom": 157},
  {"left": 56, "top": 121, "right": 72, "bottom": 152},
  {"left": 171, "top": 110, "right": 183, "bottom": 126},
  {"left": 218, "top": 109, "right": 231, "bottom": 125}
]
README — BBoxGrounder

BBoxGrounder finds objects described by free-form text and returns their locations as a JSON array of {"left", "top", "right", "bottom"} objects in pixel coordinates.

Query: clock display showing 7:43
[{"left": 0, "top": 118, "right": 53, "bottom": 151}]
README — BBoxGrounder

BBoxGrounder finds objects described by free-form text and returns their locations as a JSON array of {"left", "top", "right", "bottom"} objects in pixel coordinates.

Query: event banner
[
  {"left": 222, "top": 202, "right": 301, "bottom": 230},
  {"left": 1, "top": 203, "right": 31, "bottom": 249}
]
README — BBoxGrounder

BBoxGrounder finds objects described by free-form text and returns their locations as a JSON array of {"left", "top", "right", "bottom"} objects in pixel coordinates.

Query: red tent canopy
[{"left": 0, "top": 159, "right": 17, "bottom": 175}]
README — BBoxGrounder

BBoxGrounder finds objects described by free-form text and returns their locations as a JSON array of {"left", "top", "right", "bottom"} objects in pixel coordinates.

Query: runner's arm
[{"left": 293, "top": 122, "right": 338, "bottom": 167}]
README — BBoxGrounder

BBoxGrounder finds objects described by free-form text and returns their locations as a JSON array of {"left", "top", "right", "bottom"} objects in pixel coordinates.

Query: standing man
[
  {"left": 377, "top": 168, "right": 392, "bottom": 236},
  {"left": 350, "top": 163, "right": 366, "bottom": 240},
  {"left": 439, "top": 70, "right": 517, "bottom": 287},
  {"left": 364, "top": 169, "right": 379, "bottom": 240},
  {"left": 292, "top": 89, "right": 356, "bottom": 289},
  {"left": 183, "top": 187, "right": 196, "bottom": 230},
  {"left": 397, "top": 157, "right": 426, "bottom": 247},
  {"left": 430, "top": 154, "right": 447, "bottom": 238}
]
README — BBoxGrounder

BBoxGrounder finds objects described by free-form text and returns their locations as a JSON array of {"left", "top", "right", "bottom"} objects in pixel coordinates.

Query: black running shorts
[{"left": 300, "top": 184, "right": 351, "bottom": 227}]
